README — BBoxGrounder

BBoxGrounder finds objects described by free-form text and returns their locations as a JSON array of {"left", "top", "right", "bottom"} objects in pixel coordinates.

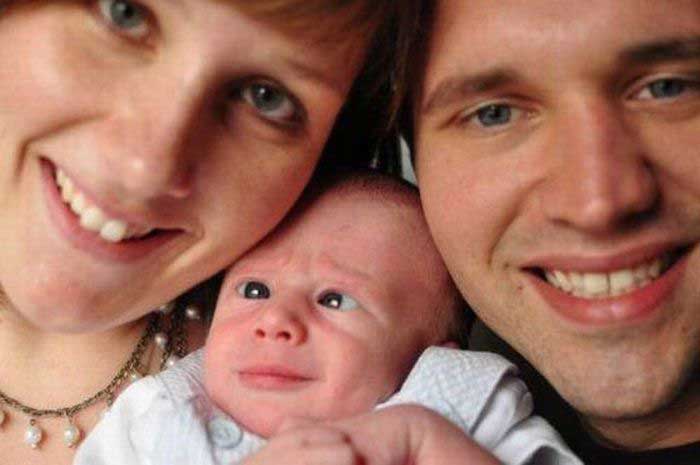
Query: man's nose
[
  {"left": 538, "top": 97, "right": 658, "bottom": 234},
  {"left": 252, "top": 304, "right": 308, "bottom": 346},
  {"left": 98, "top": 63, "right": 214, "bottom": 201}
]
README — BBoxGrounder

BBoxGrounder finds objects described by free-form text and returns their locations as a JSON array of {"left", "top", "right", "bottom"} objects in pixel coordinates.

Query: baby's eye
[
  {"left": 633, "top": 77, "right": 697, "bottom": 101},
  {"left": 239, "top": 82, "right": 302, "bottom": 126},
  {"left": 97, "top": 0, "right": 150, "bottom": 40},
  {"left": 317, "top": 292, "right": 360, "bottom": 311},
  {"left": 236, "top": 281, "right": 271, "bottom": 299}
]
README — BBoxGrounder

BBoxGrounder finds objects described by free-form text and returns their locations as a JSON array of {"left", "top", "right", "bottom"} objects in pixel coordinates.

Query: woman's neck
[{"left": 0, "top": 305, "right": 149, "bottom": 407}]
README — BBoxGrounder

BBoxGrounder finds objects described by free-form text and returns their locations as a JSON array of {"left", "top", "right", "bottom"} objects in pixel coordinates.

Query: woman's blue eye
[
  {"left": 317, "top": 292, "right": 359, "bottom": 311},
  {"left": 236, "top": 281, "right": 271, "bottom": 299},
  {"left": 647, "top": 78, "right": 687, "bottom": 99},
  {"left": 240, "top": 83, "right": 299, "bottom": 124},
  {"left": 475, "top": 104, "right": 512, "bottom": 127},
  {"left": 97, "top": 0, "right": 149, "bottom": 38}
]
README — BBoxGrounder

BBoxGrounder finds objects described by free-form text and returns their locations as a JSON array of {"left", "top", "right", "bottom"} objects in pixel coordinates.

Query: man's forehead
[{"left": 420, "top": 0, "right": 700, "bottom": 110}]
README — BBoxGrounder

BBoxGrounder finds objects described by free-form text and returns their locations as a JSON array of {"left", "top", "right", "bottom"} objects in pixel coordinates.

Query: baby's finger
[
  {"left": 285, "top": 442, "right": 360, "bottom": 465},
  {"left": 273, "top": 424, "right": 351, "bottom": 448},
  {"left": 277, "top": 415, "right": 317, "bottom": 433}
]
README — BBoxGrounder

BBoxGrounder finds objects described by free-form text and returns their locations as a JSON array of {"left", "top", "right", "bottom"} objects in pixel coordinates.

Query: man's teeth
[
  {"left": 55, "top": 169, "right": 153, "bottom": 243},
  {"left": 543, "top": 257, "right": 668, "bottom": 298}
]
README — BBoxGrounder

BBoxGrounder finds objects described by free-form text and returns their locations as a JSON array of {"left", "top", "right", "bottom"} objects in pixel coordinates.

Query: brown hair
[{"left": 232, "top": 0, "right": 423, "bottom": 174}]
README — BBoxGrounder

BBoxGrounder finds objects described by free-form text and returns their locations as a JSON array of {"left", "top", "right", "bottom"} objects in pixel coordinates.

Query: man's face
[
  {"left": 415, "top": 0, "right": 700, "bottom": 435},
  {"left": 204, "top": 191, "right": 447, "bottom": 437}
]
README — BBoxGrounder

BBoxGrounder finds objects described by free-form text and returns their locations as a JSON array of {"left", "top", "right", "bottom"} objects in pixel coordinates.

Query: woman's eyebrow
[
  {"left": 620, "top": 36, "right": 700, "bottom": 66},
  {"left": 421, "top": 69, "right": 520, "bottom": 116},
  {"left": 283, "top": 55, "right": 348, "bottom": 95}
]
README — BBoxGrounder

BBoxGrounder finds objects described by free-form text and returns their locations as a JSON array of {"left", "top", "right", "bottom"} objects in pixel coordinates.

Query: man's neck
[{"left": 585, "top": 380, "right": 700, "bottom": 451}]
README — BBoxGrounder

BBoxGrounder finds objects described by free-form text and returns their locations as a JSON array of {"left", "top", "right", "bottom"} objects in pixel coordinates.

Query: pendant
[
  {"left": 24, "top": 419, "right": 43, "bottom": 449},
  {"left": 63, "top": 421, "right": 82, "bottom": 448},
  {"left": 185, "top": 304, "right": 202, "bottom": 320},
  {"left": 165, "top": 354, "right": 180, "bottom": 369},
  {"left": 154, "top": 332, "right": 169, "bottom": 349}
]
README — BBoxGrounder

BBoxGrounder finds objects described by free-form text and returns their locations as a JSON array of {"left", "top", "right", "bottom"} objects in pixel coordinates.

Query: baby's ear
[{"left": 439, "top": 340, "right": 459, "bottom": 349}]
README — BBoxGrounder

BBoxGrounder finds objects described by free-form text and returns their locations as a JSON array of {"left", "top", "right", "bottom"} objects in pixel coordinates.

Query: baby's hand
[{"left": 241, "top": 424, "right": 362, "bottom": 465}]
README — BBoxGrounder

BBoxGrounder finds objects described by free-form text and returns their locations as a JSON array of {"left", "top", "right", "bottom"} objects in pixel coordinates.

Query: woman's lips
[
  {"left": 41, "top": 158, "right": 181, "bottom": 263},
  {"left": 527, "top": 251, "right": 690, "bottom": 327}
]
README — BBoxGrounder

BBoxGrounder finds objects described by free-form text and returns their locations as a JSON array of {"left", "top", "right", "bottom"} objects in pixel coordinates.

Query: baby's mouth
[
  {"left": 55, "top": 167, "right": 159, "bottom": 243},
  {"left": 529, "top": 248, "right": 688, "bottom": 299}
]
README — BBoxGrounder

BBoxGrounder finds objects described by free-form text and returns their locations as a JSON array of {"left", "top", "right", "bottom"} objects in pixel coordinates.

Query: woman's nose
[
  {"left": 98, "top": 62, "right": 216, "bottom": 201},
  {"left": 253, "top": 305, "right": 308, "bottom": 346}
]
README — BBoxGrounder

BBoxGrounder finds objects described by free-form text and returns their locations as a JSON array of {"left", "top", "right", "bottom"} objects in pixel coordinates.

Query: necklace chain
[
  {"left": 0, "top": 314, "right": 159, "bottom": 419},
  {"left": 0, "top": 301, "right": 196, "bottom": 449}
]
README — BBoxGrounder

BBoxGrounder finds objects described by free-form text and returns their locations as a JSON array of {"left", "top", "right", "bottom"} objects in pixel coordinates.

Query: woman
[{"left": 0, "top": 0, "right": 419, "bottom": 462}]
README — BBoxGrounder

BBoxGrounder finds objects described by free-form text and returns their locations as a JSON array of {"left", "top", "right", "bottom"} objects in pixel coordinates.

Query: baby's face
[{"left": 204, "top": 190, "right": 449, "bottom": 437}]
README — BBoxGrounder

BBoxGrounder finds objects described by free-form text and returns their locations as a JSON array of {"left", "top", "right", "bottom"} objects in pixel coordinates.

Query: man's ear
[{"left": 439, "top": 340, "right": 459, "bottom": 349}]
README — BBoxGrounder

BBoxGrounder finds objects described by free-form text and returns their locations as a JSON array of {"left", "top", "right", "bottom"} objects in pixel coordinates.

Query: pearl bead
[
  {"left": 63, "top": 424, "right": 82, "bottom": 447},
  {"left": 158, "top": 301, "right": 175, "bottom": 314},
  {"left": 165, "top": 355, "right": 180, "bottom": 368},
  {"left": 154, "top": 332, "right": 169, "bottom": 349},
  {"left": 24, "top": 424, "right": 43, "bottom": 449},
  {"left": 185, "top": 304, "right": 202, "bottom": 321}
]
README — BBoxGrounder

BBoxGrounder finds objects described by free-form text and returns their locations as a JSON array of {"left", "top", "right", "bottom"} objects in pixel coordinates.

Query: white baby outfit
[{"left": 75, "top": 347, "right": 582, "bottom": 465}]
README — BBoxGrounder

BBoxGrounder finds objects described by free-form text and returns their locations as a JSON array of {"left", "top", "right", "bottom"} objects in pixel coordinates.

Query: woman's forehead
[{"left": 221, "top": 0, "right": 381, "bottom": 43}]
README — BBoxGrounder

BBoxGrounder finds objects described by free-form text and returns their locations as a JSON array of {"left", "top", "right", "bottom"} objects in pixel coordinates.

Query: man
[{"left": 411, "top": 1, "right": 700, "bottom": 463}]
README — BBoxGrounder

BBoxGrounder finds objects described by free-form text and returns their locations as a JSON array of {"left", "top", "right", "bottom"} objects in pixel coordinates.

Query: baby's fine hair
[{"left": 296, "top": 169, "right": 474, "bottom": 348}]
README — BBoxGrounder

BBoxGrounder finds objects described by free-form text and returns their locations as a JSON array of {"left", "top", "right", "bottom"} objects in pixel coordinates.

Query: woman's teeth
[
  {"left": 543, "top": 255, "right": 670, "bottom": 299},
  {"left": 55, "top": 169, "right": 153, "bottom": 243}
]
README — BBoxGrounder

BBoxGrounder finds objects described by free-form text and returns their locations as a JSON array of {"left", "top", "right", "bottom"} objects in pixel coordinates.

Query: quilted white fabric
[{"left": 75, "top": 347, "right": 582, "bottom": 465}]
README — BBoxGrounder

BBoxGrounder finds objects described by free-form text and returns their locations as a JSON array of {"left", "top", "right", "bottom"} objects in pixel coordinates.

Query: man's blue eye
[
  {"left": 476, "top": 104, "right": 512, "bottom": 127},
  {"left": 236, "top": 281, "right": 270, "bottom": 299},
  {"left": 648, "top": 79, "right": 686, "bottom": 99},
  {"left": 317, "top": 292, "right": 359, "bottom": 311}
]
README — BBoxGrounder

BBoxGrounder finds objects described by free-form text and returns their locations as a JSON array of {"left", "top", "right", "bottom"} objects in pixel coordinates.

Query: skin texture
[
  {"left": 205, "top": 187, "right": 452, "bottom": 438},
  {"left": 415, "top": 0, "right": 700, "bottom": 449},
  {"left": 0, "top": 0, "right": 365, "bottom": 333}
]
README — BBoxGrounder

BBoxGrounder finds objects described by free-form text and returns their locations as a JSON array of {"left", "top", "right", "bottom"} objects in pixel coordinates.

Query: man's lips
[
  {"left": 236, "top": 366, "right": 313, "bottom": 390},
  {"left": 523, "top": 246, "right": 692, "bottom": 327}
]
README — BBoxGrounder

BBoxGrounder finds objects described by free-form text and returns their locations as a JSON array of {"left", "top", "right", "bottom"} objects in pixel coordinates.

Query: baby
[{"left": 75, "top": 171, "right": 581, "bottom": 465}]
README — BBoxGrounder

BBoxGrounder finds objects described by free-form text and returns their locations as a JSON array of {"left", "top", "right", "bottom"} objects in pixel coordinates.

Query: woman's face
[{"left": 0, "top": 0, "right": 366, "bottom": 331}]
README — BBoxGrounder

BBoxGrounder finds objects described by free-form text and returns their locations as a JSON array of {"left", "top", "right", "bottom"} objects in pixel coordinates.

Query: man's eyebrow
[
  {"left": 421, "top": 69, "right": 519, "bottom": 116},
  {"left": 621, "top": 36, "right": 700, "bottom": 65}
]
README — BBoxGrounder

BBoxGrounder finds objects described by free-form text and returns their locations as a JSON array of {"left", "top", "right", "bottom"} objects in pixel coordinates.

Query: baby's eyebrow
[{"left": 620, "top": 36, "right": 700, "bottom": 66}]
